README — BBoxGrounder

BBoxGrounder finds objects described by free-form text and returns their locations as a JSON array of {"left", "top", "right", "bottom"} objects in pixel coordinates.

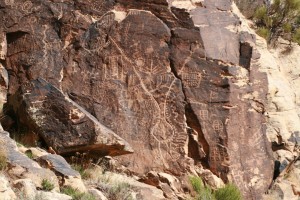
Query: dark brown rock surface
[
  {"left": 12, "top": 78, "right": 133, "bottom": 156},
  {"left": 0, "top": 0, "right": 274, "bottom": 199}
]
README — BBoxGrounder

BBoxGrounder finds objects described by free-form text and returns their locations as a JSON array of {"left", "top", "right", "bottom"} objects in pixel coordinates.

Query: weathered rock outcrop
[
  {"left": 0, "top": 131, "right": 60, "bottom": 190},
  {"left": 11, "top": 78, "right": 133, "bottom": 156},
  {"left": 0, "top": 0, "right": 276, "bottom": 199},
  {"left": 256, "top": 38, "right": 300, "bottom": 200}
]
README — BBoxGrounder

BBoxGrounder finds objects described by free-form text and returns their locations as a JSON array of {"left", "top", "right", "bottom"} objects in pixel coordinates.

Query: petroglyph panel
[{"left": 2, "top": 2, "right": 274, "bottom": 199}]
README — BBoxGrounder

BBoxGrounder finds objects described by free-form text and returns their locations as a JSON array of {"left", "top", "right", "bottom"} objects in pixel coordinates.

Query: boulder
[
  {"left": 37, "top": 154, "right": 87, "bottom": 192},
  {"left": 12, "top": 78, "right": 133, "bottom": 156},
  {"left": 0, "top": 175, "right": 16, "bottom": 200},
  {"left": 194, "top": 166, "right": 225, "bottom": 189},
  {"left": 13, "top": 179, "right": 37, "bottom": 199},
  {"left": 37, "top": 154, "right": 80, "bottom": 177},
  {"left": 95, "top": 172, "right": 165, "bottom": 200},
  {"left": 158, "top": 172, "right": 181, "bottom": 193},
  {"left": 35, "top": 191, "right": 72, "bottom": 200},
  {"left": 0, "top": 131, "right": 59, "bottom": 191}
]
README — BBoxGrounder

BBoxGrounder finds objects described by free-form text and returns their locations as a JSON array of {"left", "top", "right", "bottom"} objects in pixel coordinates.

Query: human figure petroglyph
[
  {"left": 103, "top": 55, "right": 126, "bottom": 81},
  {"left": 108, "top": 35, "right": 184, "bottom": 167}
]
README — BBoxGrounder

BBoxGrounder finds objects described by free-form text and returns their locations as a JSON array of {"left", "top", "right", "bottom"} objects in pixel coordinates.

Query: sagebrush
[{"left": 189, "top": 176, "right": 242, "bottom": 200}]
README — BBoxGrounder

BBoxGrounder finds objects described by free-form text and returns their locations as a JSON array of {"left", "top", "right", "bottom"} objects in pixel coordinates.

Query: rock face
[
  {"left": 255, "top": 38, "right": 300, "bottom": 200},
  {"left": 234, "top": 0, "right": 264, "bottom": 18},
  {"left": 0, "top": 175, "right": 16, "bottom": 200},
  {"left": 12, "top": 78, "right": 133, "bottom": 156},
  {"left": 0, "top": 0, "right": 275, "bottom": 199},
  {"left": 0, "top": 131, "right": 60, "bottom": 190}
]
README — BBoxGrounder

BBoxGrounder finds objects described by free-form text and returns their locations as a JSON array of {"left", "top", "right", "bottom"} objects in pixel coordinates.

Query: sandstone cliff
[{"left": 0, "top": 0, "right": 299, "bottom": 199}]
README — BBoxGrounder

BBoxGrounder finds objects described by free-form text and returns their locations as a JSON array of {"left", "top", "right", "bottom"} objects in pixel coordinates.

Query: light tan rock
[
  {"left": 0, "top": 132, "right": 60, "bottom": 191},
  {"left": 195, "top": 167, "right": 224, "bottom": 189},
  {"left": 17, "top": 146, "right": 28, "bottom": 154},
  {"left": 159, "top": 182, "right": 177, "bottom": 199},
  {"left": 158, "top": 172, "right": 181, "bottom": 193},
  {"left": 0, "top": 63, "right": 8, "bottom": 110},
  {"left": 0, "top": 175, "right": 16, "bottom": 200},
  {"left": 0, "top": 31, "right": 7, "bottom": 60},
  {"left": 13, "top": 179, "right": 37, "bottom": 199},
  {"left": 36, "top": 191, "right": 72, "bottom": 200},
  {"left": 96, "top": 172, "right": 165, "bottom": 200},
  {"left": 28, "top": 147, "right": 49, "bottom": 158},
  {"left": 88, "top": 188, "right": 108, "bottom": 200}
]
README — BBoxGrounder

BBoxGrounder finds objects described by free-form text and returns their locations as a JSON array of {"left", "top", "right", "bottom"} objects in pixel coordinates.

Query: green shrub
[
  {"left": 292, "top": 28, "right": 300, "bottom": 44},
  {"left": 61, "top": 186, "right": 95, "bottom": 200},
  {"left": 190, "top": 176, "right": 203, "bottom": 194},
  {"left": 41, "top": 179, "right": 54, "bottom": 191},
  {"left": 214, "top": 184, "right": 242, "bottom": 200},
  {"left": 189, "top": 176, "right": 242, "bottom": 200},
  {"left": 189, "top": 176, "right": 215, "bottom": 200},
  {"left": 283, "top": 23, "right": 292, "bottom": 33},
  {"left": 254, "top": 6, "right": 267, "bottom": 22},
  {"left": 253, "top": 0, "right": 300, "bottom": 45},
  {"left": 256, "top": 27, "right": 271, "bottom": 39},
  {"left": 25, "top": 151, "right": 33, "bottom": 159}
]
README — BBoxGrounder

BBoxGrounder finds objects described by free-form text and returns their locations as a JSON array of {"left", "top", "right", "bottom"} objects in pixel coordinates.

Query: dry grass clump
[{"left": 0, "top": 138, "right": 8, "bottom": 171}]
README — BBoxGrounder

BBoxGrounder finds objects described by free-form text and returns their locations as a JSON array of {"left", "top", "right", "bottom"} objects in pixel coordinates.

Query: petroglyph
[
  {"left": 181, "top": 72, "right": 202, "bottom": 87},
  {"left": 199, "top": 110, "right": 209, "bottom": 120},
  {"left": 212, "top": 120, "right": 224, "bottom": 132}
]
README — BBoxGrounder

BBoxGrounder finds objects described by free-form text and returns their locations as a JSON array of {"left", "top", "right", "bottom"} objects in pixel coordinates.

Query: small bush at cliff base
[
  {"left": 41, "top": 179, "right": 54, "bottom": 191},
  {"left": 190, "top": 176, "right": 203, "bottom": 193},
  {"left": 189, "top": 176, "right": 242, "bottom": 200},
  {"left": 214, "top": 184, "right": 242, "bottom": 200},
  {"left": 189, "top": 176, "right": 215, "bottom": 200}
]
